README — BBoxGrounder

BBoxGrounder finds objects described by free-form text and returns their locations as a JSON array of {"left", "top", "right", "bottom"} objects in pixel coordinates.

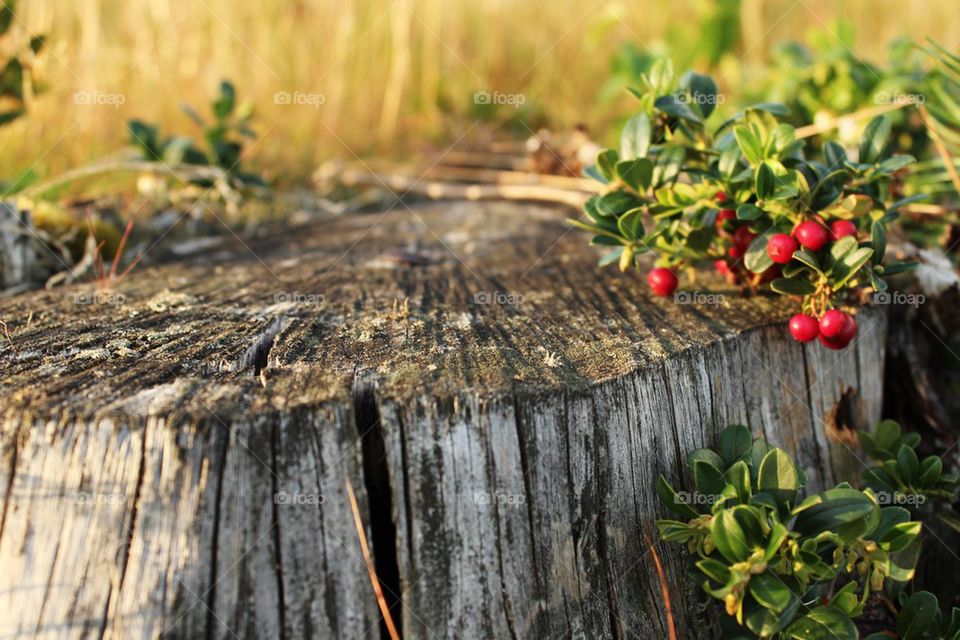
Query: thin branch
[{"left": 794, "top": 102, "right": 909, "bottom": 140}]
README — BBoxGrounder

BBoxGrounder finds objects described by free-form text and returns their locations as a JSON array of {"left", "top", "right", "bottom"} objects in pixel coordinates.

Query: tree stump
[{"left": 0, "top": 201, "right": 886, "bottom": 639}]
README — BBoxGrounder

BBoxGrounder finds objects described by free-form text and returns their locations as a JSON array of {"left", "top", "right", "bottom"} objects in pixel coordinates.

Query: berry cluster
[
  {"left": 788, "top": 309, "right": 857, "bottom": 349},
  {"left": 572, "top": 62, "right": 917, "bottom": 351}
]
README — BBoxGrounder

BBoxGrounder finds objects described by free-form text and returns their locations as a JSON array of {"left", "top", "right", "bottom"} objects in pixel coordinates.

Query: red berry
[
  {"left": 715, "top": 190, "right": 727, "bottom": 203},
  {"left": 830, "top": 220, "right": 858, "bottom": 241},
  {"left": 716, "top": 209, "right": 736, "bottom": 228},
  {"left": 733, "top": 226, "right": 755, "bottom": 250},
  {"left": 789, "top": 314, "right": 819, "bottom": 342},
  {"left": 647, "top": 268, "right": 678, "bottom": 297},
  {"left": 819, "top": 310, "right": 848, "bottom": 338},
  {"left": 728, "top": 244, "right": 745, "bottom": 259},
  {"left": 767, "top": 233, "right": 798, "bottom": 264},
  {"left": 837, "top": 314, "right": 858, "bottom": 343},
  {"left": 795, "top": 220, "right": 830, "bottom": 251},
  {"left": 818, "top": 332, "right": 850, "bottom": 350},
  {"left": 714, "top": 259, "right": 731, "bottom": 274}
]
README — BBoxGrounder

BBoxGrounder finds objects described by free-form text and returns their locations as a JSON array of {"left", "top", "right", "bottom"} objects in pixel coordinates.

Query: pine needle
[{"left": 346, "top": 478, "right": 401, "bottom": 640}]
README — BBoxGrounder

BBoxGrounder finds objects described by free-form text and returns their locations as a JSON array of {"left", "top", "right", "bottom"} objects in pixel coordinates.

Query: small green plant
[
  {"left": 858, "top": 420, "right": 960, "bottom": 534},
  {"left": 571, "top": 61, "right": 917, "bottom": 349},
  {"left": 657, "top": 424, "right": 924, "bottom": 639},
  {"left": 865, "top": 591, "right": 960, "bottom": 640},
  {"left": 128, "top": 80, "right": 264, "bottom": 185}
]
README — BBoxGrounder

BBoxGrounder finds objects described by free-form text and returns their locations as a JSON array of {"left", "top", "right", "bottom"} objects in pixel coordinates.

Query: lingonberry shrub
[
  {"left": 657, "top": 424, "right": 925, "bottom": 639},
  {"left": 571, "top": 61, "right": 917, "bottom": 349},
  {"left": 858, "top": 420, "right": 960, "bottom": 534}
]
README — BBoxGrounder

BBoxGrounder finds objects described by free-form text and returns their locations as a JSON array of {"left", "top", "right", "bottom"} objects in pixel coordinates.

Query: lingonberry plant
[
  {"left": 657, "top": 424, "right": 924, "bottom": 639},
  {"left": 128, "top": 80, "right": 265, "bottom": 186},
  {"left": 571, "top": 61, "right": 918, "bottom": 349},
  {"left": 867, "top": 591, "right": 960, "bottom": 640},
  {"left": 858, "top": 420, "right": 960, "bottom": 534}
]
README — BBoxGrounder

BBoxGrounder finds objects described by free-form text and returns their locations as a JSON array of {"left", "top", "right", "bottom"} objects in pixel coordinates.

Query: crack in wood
[
  {"left": 354, "top": 373, "right": 403, "bottom": 639},
  {"left": 238, "top": 317, "right": 292, "bottom": 376}
]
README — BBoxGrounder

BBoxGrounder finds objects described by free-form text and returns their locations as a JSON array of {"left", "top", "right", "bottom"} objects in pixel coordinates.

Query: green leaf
[
  {"left": 616, "top": 158, "right": 653, "bottom": 192},
  {"left": 583, "top": 164, "right": 609, "bottom": 184},
  {"left": 792, "top": 248, "right": 822, "bottom": 274},
  {"left": 824, "top": 141, "right": 848, "bottom": 169},
  {"left": 688, "top": 447, "right": 725, "bottom": 471},
  {"left": 681, "top": 71, "right": 719, "bottom": 118},
  {"left": 879, "top": 521, "right": 922, "bottom": 552},
  {"left": 871, "top": 221, "right": 887, "bottom": 265},
  {"left": 918, "top": 456, "right": 943, "bottom": 487},
  {"left": 755, "top": 163, "right": 776, "bottom": 200},
  {"left": 833, "top": 247, "right": 874, "bottom": 288},
  {"left": 737, "top": 203, "right": 763, "bottom": 221},
  {"left": 620, "top": 113, "right": 652, "bottom": 160},
  {"left": 718, "top": 147, "right": 741, "bottom": 178},
  {"left": 896, "top": 445, "right": 920, "bottom": 485},
  {"left": 0, "top": 3, "right": 13, "bottom": 36},
  {"left": 597, "top": 190, "right": 641, "bottom": 217},
  {"left": 719, "top": 425, "right": 754, "bottom": 468},
  {"left": 793, "top": 488, "right": 876, "bottom": 539},
  {"left": 874, "top": 420, "right": 903, "bottom": 453},
  {"left": 654, "top": 94, "right": 703, "bottom": 123},
  {"left": 616, "top": 207, "right": 645, "bottom": 241},
  {"left": 29, "top": 34, "right": 45, "bottom": 54},
  {"left": 784, "top": 606, "right": 857, "bottom": 640},
  {"left": 745, "top": 230, "right": 774, "bottom": 274},
  {"left": 656, "top": 475, "right": 699, "bottom": 519},
  {"left": 696, "top": 558, "right": 732, "bottom": 586},
  {"left": 710, "top": 505, "right": 764, "bottom": 562},
  {"left": 726, "top": 460, "right": 752, "bottom": 503},
  {"left": 757, "top": 448, "right": 800, "bottom": 504},
  {"left": 734, "top": 126, "right": 763, "bottom": 165},
  {"left": 213, "top": 80, "right": 237, "bottom": 120},
  {"left": 771, "top": 278, "right": 817, "bottom": 296},
  {"left": 596, "top": 149, "right": 620, "bottom": 182},
  {"left": 746, "top": 102, "right": 790, "bottom": 116},
  {"left": 652, "top": 146, "right": 685, "bottom": 187},
  {"left": 749, "top": 573, "right": 794, "bottom": 613},
  {"left": 898, "top": 592, "right": 941, "bottom": 640},
  {"left": 859, "top": 115, "right": 892, "bottom": 165},
  {"left": 692, "top": 460, "right": 727, "bottom": 496}
]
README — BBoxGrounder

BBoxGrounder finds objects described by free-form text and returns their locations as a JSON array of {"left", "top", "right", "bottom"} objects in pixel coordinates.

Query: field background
[{"left": 5, "top": 0, "right": 960, "bottom": 184}]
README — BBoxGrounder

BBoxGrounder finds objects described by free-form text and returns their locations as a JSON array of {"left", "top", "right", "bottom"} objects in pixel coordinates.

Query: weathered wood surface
[
  {"left": 0, "top": 200, "right": 887, "bottom": 639},
  {"left": 0, "top": 203, "right": 47, "bottom": 292}
]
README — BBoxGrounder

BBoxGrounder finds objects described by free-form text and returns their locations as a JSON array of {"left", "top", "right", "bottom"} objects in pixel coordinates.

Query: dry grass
[{"left": 3, "top": 0, "right": 960, "bottom": 184}]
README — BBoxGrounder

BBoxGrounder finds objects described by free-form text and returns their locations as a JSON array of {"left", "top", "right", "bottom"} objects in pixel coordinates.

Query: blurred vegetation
[{"left": 0, "top": 0, "right": 959, "bottom": 185}]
